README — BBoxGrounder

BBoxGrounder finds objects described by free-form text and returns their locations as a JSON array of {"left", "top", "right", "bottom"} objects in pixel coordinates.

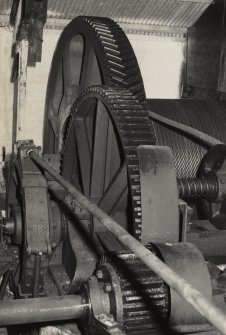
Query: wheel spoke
[
  {"left": 74, "top": 117, "right": 92, "bottom": 196},
  {"left": 79, "top": 38, "right": 102, "bottom": 91},
  {"left": 98, "top": 163, "right": 128, "bottom": 214},
  {"left": 63, "top": 36, "right": 83, "bottom": 95},
  {"left": 110, "top": 186, "right": 128, "bottom": 215},
  {"left": 90, "top": 101, "right": 110, "bottom": 201},
  {"left": 56, "top": 58, "right": 73, "bottom": 127},
  {"left": 49, "top": 113, "right": 58, "bottom": 139},
  {"left": 58, "top": 38, "right": 83, "bottom": 119},
  {"left": 104, "top": 121, "right": 114, "bottom": 190},
  {"left": 11, "top": 170, "right": 19, "bottom": 188},
  {"left": 0, "top": 270, "right": 10, "bottom": 299},
  {"left": 48, "top": 112, "right": 59, "bottom": 153},
  {"left": 107, "top": 121, "right": 122, "bottom": 185},
  {"left": 52, "top": 59, "right": 64, "bottom": 116}
]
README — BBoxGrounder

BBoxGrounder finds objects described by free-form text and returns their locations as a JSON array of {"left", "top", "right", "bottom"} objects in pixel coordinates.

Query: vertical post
[{"left": 15, "top": 39, "right": 29, "bottom": 141}]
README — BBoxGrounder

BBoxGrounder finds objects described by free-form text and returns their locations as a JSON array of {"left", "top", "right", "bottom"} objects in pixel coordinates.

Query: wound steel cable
[{"left": 149, "top": 110, "right": 224, "bottom": 147}]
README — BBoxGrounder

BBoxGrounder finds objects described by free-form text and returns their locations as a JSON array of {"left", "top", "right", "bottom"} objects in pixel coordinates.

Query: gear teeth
[
  {"left": 44, "top": 15, "right": 151, "bottom": 153},
  {"left": 78, "top": 16, "right": 146, "bottom": 101},
  {"left": 63, "top": 86, "right": 155, "bottom": 240},
  {"left": 106, "top": 245, "right": 169, "bottom": 332},
  {"left": 58, "top": 17, "right": 156, "bottom": 241}
]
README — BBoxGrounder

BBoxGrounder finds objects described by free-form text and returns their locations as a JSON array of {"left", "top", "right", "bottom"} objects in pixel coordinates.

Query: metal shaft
[
  {"left": 177, "top": 177, "right": 218, "bottom": 200},
  {"left": 28, "top": 150, "right": 226, "bottom": 335},
  {"left": 0, "top": 295, "right": 87, "bottom": 326},
  {"left": 149, "top": 110, "right": 223, "bottom": 147}
]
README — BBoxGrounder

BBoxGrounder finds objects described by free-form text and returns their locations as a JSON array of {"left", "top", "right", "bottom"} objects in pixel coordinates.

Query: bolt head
[
  {"left": 51, "top": 242, "right": 56, "bottom": 249},
  {"left": 96, "top": 270, "right": 104, "bottom": 279},
  {"left": 104, "top": 282, "right": 112, "bottom": 293}
]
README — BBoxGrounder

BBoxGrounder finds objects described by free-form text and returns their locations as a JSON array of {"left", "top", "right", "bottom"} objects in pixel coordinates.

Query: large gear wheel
[
  {"left": 43, "top": 16, "right": 146, "bottom": 154},
  {"left": 62, "top": 86, "right": 155, "bottom": 241}
]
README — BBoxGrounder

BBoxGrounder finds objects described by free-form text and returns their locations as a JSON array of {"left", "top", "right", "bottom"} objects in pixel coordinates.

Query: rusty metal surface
[
  {"left": 0, "top": 295, "right": 87, "bottom": 326},
  {"left": 185, "top": 0, "right": 226, "bottom": 96},
  {"left": 14, "top": 39, "right": 28, "bottom": 142},
  {"left": 186, "top": 220, "right": 226, "bottom": 261},
  {"left": 6, "top": 142, "right": 52, "bottom": 297},
  {"left": 156, "top": 242, "right": 212, "bottom": 325},
  {"left": 199, "top": 144, "right": 226, "bottom": 229},
  {"left": 137, "top": 145, "right": 179, "bottom": 243},
  {"left": 28, "top": 149, "right": 226, "bottom": 335},
  {"left": 1, "top": 0, "right": 212, "bottom": 28}
]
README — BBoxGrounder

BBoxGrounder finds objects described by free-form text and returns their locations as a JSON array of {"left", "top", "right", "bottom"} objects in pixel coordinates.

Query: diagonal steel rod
[
  {"left": 28, "top": 149, "right": 226, "bottom": 335},
  {"left": 149, "top": 111, "right": 223, "bottom": 147}
]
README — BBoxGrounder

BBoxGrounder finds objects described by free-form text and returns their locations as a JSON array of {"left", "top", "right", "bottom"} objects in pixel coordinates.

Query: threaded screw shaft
[{"left": 177, "top": 176, "right": 218, "bottom": 200}]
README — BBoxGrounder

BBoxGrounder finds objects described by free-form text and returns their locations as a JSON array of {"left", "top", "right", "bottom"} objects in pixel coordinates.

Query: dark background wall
[{"left": 184, "top": 0, "right": 226, "bottom": 99}]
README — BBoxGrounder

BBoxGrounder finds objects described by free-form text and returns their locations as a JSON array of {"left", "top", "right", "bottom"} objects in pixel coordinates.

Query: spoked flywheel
[
  {"left": 62, "top": 86, "right": 155, "bottom": 241},
  {"left": 43, "top": 16, "right": 146, "bottom": 154}
]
